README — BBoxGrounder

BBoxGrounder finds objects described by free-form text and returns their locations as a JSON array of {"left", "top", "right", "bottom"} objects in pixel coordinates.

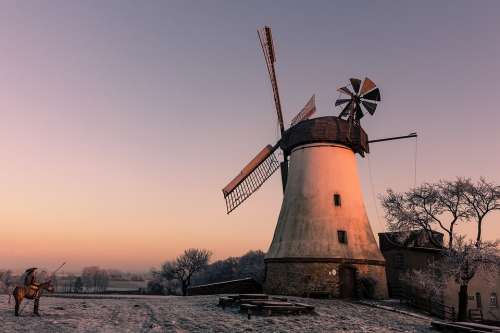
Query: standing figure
[{"left": 24, "top": 268, "right": 37, "bottom": 287}]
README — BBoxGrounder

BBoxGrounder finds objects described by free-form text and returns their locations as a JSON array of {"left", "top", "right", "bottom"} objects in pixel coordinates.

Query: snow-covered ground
[{"left": 0, "top": 294, "right": 435, "bottom": 332}]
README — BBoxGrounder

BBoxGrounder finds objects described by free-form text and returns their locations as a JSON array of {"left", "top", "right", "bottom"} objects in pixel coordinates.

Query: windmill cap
[{"left": 280, "top": 116, "right": 369, "bottom": 156}]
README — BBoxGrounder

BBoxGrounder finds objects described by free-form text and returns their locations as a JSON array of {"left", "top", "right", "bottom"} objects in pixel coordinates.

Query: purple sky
[{"left": 0, "top": 1, "right": 499, "bottom": 271}]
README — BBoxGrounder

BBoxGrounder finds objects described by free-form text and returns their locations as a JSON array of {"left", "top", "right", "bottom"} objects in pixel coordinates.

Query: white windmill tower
[{"left": 222, "top": 26, "right": 416, "bottom": 298}]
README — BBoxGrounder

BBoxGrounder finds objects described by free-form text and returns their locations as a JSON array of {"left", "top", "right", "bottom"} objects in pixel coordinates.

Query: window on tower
[
  {"left": 334, "top": 194, "right": 342, "bottom": 207},
  {"left": 394, "top": 253, "right": 405, "bottom": 269},
  {"left": 337, "top": 230, "right": 347, "bottom": 244}
]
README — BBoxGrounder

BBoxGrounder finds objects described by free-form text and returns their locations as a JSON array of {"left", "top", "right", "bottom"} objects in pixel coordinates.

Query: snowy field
[{"left": 0, "top": 294, "right": 435, "bottom": 332}]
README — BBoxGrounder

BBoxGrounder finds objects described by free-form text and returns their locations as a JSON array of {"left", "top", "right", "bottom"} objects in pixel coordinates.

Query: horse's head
[{"left": 42, "top": 280, "right": 55, "bottom": 293}]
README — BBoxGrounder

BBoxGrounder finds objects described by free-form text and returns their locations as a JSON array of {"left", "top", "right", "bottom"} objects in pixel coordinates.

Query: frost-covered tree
[
  {"left": 444, "top": 238, "right": 499, "bottom": 321},
  {"left": 160, "top": 248, "right": 212, "bottom": 296},
  {"left": 402, "top": 238, "right": 499, "bottom": 321},
  {"left": 382, "top": 177, "right": 500, "bottom": 321},
  {"left": 73, "top": 276, "right": 84, "bottom": 293},
  {"left": 81, "top": 266, "right": 109, "bottom": 293},
  {"left": 0, "top": 269, "right": 14, "bottom": 303},
  {"left": 463, "top": 178, "right": 500, "bottom": 245},
  {"left": 192, "top": 250, "right": 266, "bottom": 286},
  {"left": 82, "top": 266, "right": 100, "bottom": 292},
  {"left": 381, "top": 178, "right": 471, "bottom": 249}
]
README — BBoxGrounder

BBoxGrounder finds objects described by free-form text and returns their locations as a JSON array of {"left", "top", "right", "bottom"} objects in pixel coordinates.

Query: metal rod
[
  {"left": 51, "top": 262, "right": 66, "bottom": 276},
  {"left": 368, "top": 133, "right": 417, "bottom": 144}
]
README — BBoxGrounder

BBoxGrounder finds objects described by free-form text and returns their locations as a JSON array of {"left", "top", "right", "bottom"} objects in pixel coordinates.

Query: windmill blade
[
  {"left": 222, "top": 144, "right": 281, "bottom": 214},
  {"left": 361, "top": 100, "right": 378, "bottom": 115},
  {"left": 362, "top": 88, "right": 381, "bottom": 102},
  {"left": 337, "top": 86, "right": 354, "bottom": 96},
  {"left": 258, "top": 26, "right": 285, "bottom": 135},
  {"left": 360, "top": 77, "right": 376, "bottom": 95},
  {"left": 263, "top": 26, "right": 276, "bottom": 63},
  {"left": 350, "top": 78, "right": 362, "bottom": 94},
  {"left": 334, "top": 98, "right": 351, "bottom": 107},
  {"left": 355, "top": 105, "right": 364, "bottom": 120},
  {"left": 338, "top": 100, "right": 353, "bottom": 118},
  {"left": 290, "top": 94, "right": 316, "bottom": 126}
]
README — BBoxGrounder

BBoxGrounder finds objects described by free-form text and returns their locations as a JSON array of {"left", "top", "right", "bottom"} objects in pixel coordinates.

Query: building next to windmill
[{"left": 222, "top": 26, "right": 415, "bottom": 299}]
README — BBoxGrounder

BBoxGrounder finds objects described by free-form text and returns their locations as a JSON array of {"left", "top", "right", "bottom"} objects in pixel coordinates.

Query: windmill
[{"left": 221, "top": 26, "right": 416, "bottom": 298}]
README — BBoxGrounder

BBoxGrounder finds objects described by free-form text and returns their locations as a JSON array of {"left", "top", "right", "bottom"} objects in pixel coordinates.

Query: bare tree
[
  {"left": 400, "top": 260, "right": 446, "bottom": 302},
  {"left": 382, "top": 178, "right": 476, "bottom": 249},
  {"left": 463, "top": 178, "right": 500, "bottom": 245},
  {"left": 81, "top": 266, "right": 109, "bottom": 293},
  {"left": 436, "top": 179, "right": 471, "bottom": 248},
  {"left": 0, "top": 270, "right": 14, "bottom": 303},
  {"left": 82, "top": 266, "right": 99, "bottom": 292},
  {"left": 192, "top": 250, "right": 266, "bottom": 286},
  {"left": 445, "top": 237, "right": 499, "bottom": 321},
  {"left": 160, "top": 248, "right": 212, "bottom": 296},
  {"left": 400, "top": 238, "right": 499, "bottom": 321},
  {"left": 95, "top": 269, "right": 109, "bottom": 292},
  {"left": 73, "top": 276, "right": 84, "bottom": 293},
  {"left": 382, "top": 177, "right": 500, "bottom": 320}
]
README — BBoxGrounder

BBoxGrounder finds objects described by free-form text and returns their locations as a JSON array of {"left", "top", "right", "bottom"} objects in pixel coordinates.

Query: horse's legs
[
  {"left": 14, "top": 298, "right": 20, "bottom": 317},
  {"left": 34, "top": 298, "right": 40, "bottom": 316}
]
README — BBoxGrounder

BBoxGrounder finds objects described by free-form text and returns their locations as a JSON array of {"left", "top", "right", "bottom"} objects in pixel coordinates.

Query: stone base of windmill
[{"left": 264, "top": 260, "right": 388, "bottom": 299}]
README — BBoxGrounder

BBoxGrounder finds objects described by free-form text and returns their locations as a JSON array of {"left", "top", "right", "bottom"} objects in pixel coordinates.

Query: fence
[{"left": 392, "top": 286, "right": 456, "bottom": 321}]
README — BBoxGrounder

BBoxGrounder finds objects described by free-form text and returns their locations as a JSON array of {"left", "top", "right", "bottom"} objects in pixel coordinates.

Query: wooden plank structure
[
  {"left": 431, "top": 321, "right": 500, "bottom": 333},
  {"left": 469, "top": 309, "right": 484, "bottom": 323},
  {"left": 218, "top": 294, "right": 315, "bottom": 319}
]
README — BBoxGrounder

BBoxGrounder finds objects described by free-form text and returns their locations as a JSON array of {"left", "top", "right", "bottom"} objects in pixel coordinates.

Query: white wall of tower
[{"left": 266, "top": 143, "right": 384, "bottom": 262}]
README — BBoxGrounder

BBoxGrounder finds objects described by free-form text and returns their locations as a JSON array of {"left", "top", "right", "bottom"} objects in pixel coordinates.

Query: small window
[
  {"left": 334, "top": 194, "right": 341, "bottom": 207},
  {"left": 338, "top": 230, "right": 347, "bottom": 244},
  {"left": 394, "top": 253, "right": 405, "bottom": 269},
  {"left": 490, "top": 293, "right": 498, "bottom": 308}
]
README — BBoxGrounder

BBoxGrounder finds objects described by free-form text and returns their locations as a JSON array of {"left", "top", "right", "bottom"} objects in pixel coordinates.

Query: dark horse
[{"left": 13, "top": 280, "right": 54, "bottom": 316}]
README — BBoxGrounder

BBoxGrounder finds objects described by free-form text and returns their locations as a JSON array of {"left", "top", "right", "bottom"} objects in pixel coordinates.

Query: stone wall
[
  {"left": 187, "top": 278, "right": 262, "bottom": 296},
  {"left": 264, "top": 261, "right": 387, "bottom": 299}
]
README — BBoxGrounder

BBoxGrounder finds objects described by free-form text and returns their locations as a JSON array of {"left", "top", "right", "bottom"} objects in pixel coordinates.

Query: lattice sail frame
[{"left": 222, "top": 144, "right": 281, "bottom": 214}]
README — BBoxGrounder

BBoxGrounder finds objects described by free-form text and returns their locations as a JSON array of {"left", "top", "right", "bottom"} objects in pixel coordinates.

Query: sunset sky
[{"left": 1, "top": 1, "right": 499, "bottom": 273}]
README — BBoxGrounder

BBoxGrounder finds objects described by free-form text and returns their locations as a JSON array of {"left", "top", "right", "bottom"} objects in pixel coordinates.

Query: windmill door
[{"left": 339, "top": 266, "right": 356, "bottom": 298}]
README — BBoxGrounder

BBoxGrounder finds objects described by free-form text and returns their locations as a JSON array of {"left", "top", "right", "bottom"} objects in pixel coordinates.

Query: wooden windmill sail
[{"left": 223, "top": 26, "right": 318, "bottom": 213}]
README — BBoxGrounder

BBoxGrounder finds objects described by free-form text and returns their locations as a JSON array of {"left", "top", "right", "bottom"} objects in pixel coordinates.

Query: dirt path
[{"left": 0, "top": 294, "right": 435, "bottom": 332}]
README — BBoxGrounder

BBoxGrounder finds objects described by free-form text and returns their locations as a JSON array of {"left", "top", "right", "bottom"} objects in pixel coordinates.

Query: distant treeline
[
  {"left": 58, "top": 267, "right": 147, "bottom": 293},
  {"left": 1, "top": 267, "right": 147, "bottom": 295},
  {"left": 192, "top": 250, "right": 265, "bottom": 285}
]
